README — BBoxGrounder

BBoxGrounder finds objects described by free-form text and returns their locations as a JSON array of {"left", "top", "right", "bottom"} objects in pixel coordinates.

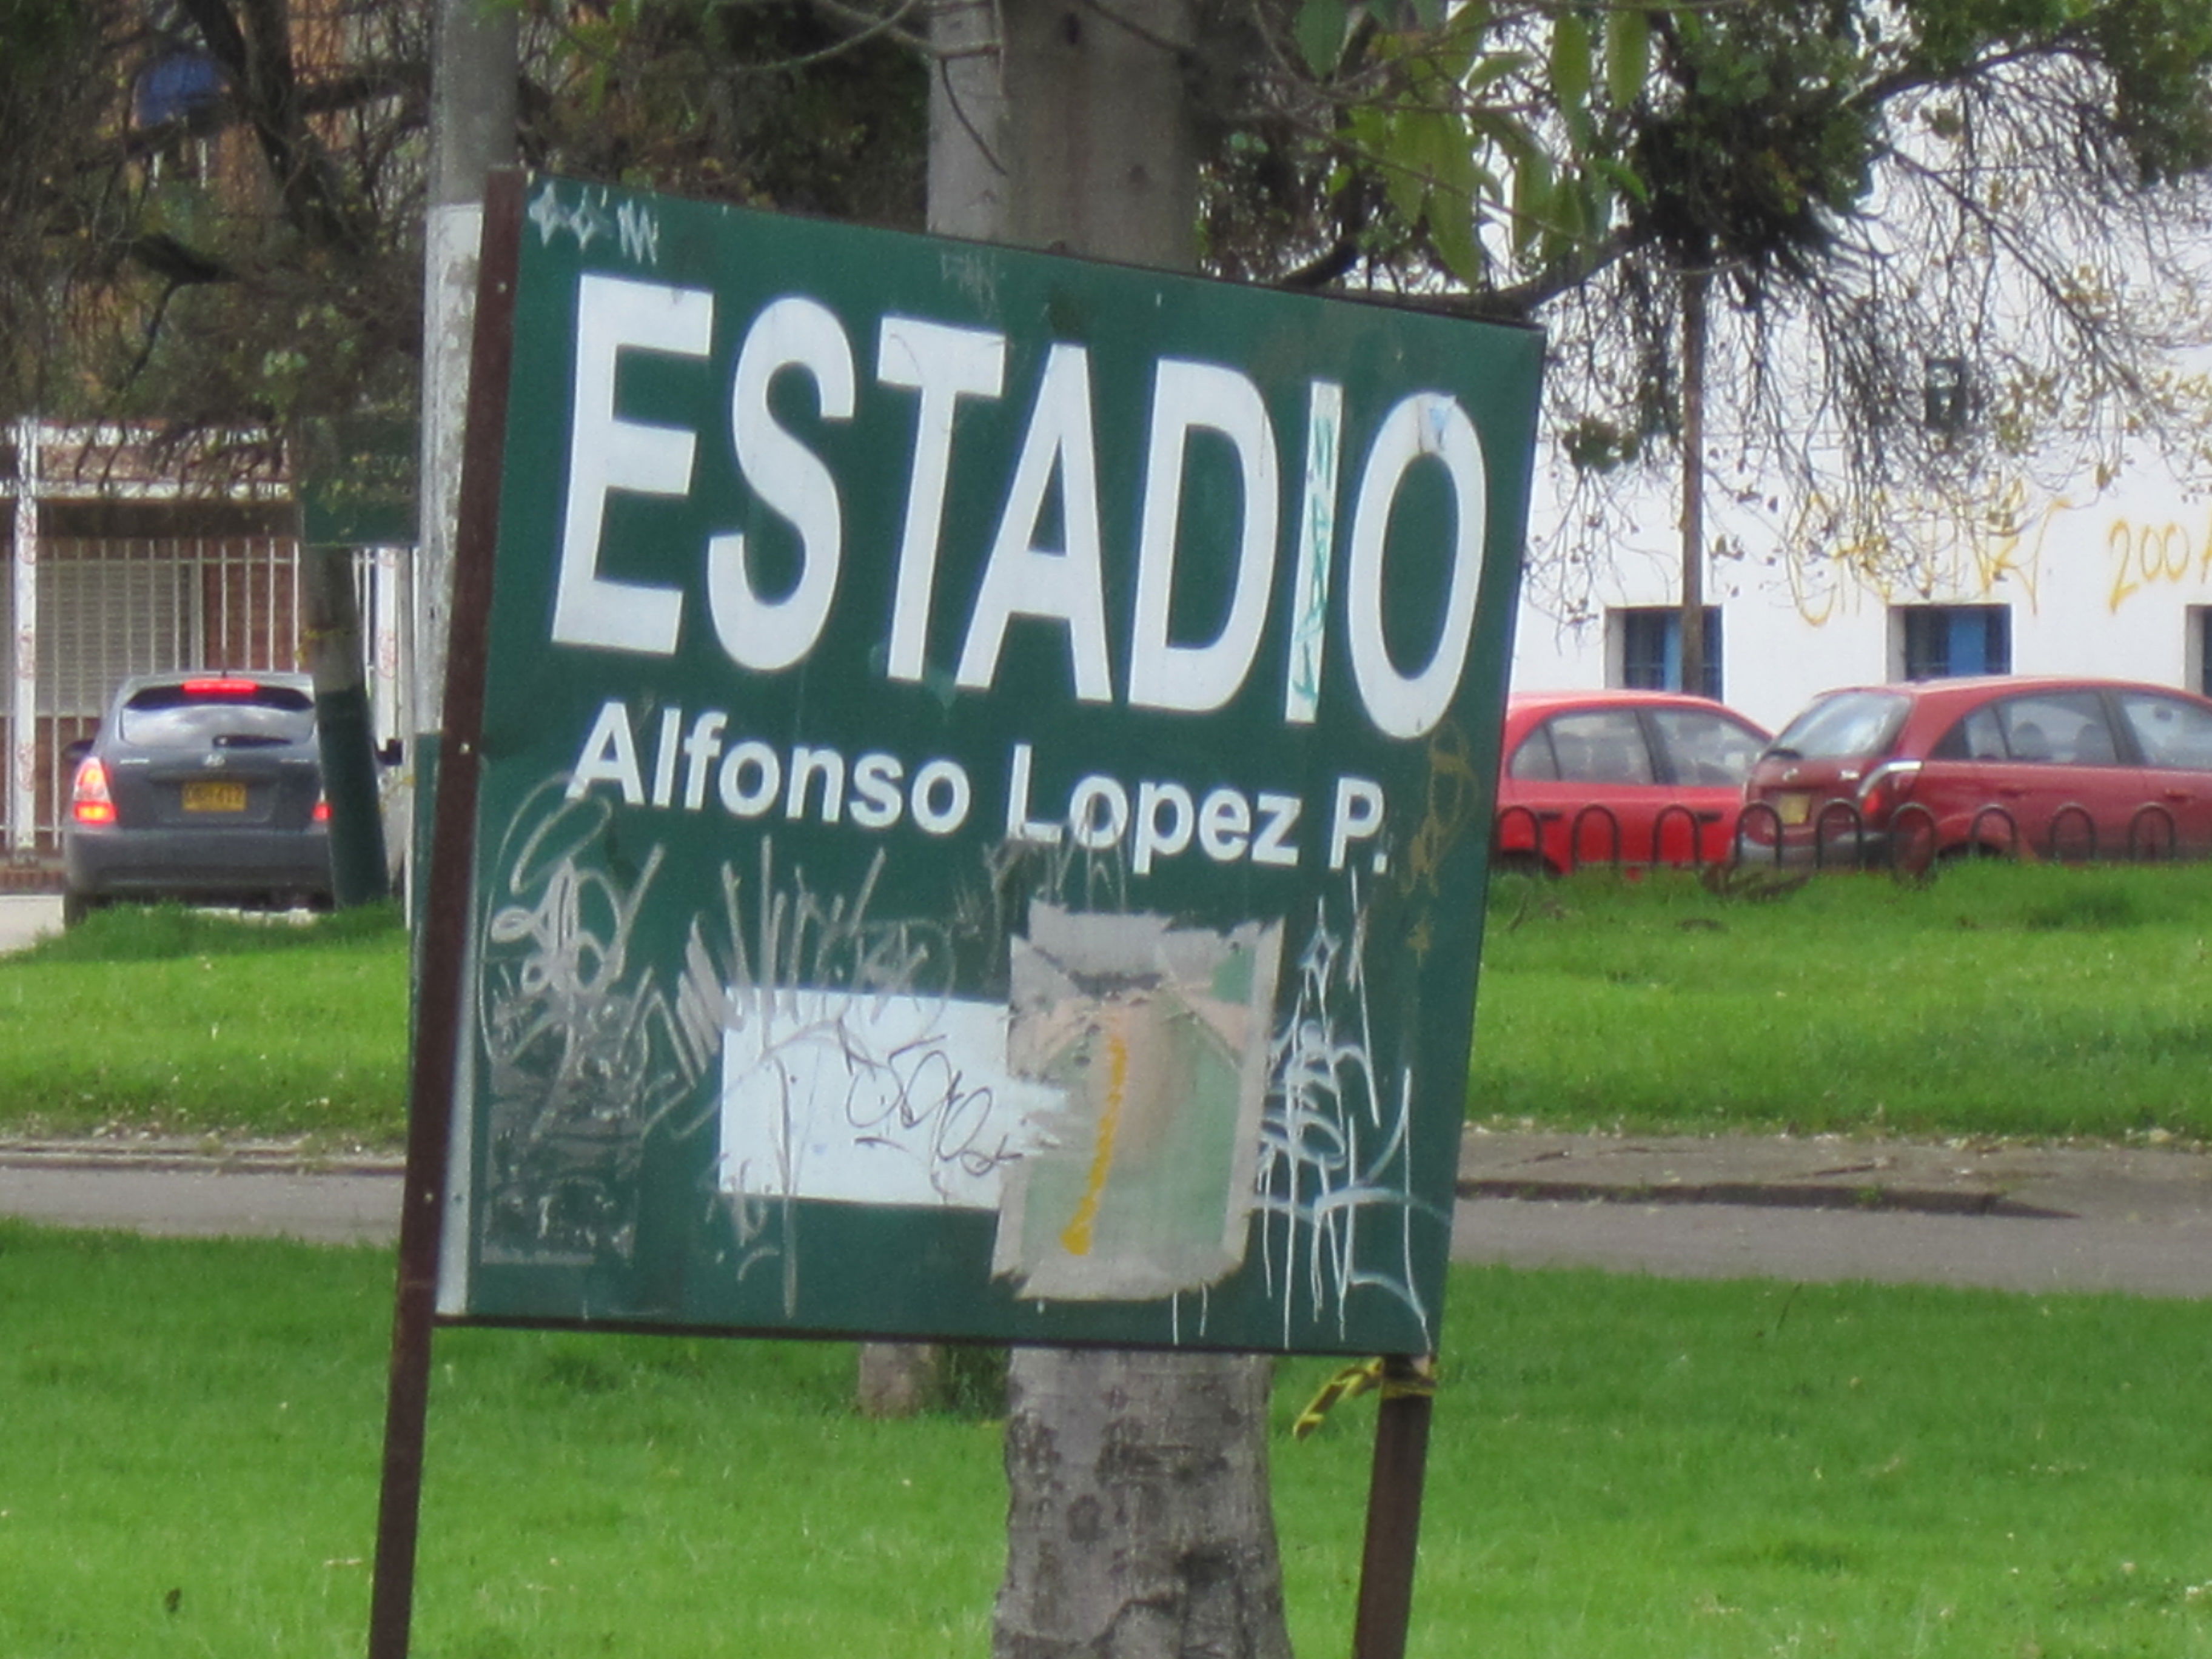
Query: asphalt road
[
  {"left": 5, "top": 1137, "right": 2210, "bottom": 1298},
  {"left": 1450, "top": 1130, "right": 2212, "bottom": 1298},
  {"left": 0, "top": 1158, "right": 403, "bottom": 1245}
]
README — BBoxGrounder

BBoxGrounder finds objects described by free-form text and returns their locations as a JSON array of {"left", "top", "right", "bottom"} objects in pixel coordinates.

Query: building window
[
  {"left": 1895, "top": 604, "right": 2009, "bottom": 680},
  {"left": 1612, "top": 606, "right": 1722, "bottom": 700},
  {"left": 2191, "top": 608, "right": 2212, "bottom": 699},
  {"left": 133, "top": 47, "right": 224, "bottom": 184},
  {"left": 135, "top": 48, "right": 224, "bottom": 130}
]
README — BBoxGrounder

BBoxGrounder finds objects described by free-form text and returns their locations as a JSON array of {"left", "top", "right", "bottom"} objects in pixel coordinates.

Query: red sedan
[
  {"left": 1741, "top": 675, "right": 2212, "bottom": 866},
  {"left": 1493, "top": 689, "right": 1772, "bottom": 874}
]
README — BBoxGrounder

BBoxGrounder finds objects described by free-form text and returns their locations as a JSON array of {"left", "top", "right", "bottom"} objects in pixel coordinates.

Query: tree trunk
[
  {"left": 996, "top": 1349, "right": 1291, "bottom": 1659},
  {"left": 856, "top": 1341, "right": 944, "bottom": 1418},
  {"left": 925, "top": 0, "right": 1295, "bottom": 1653},
  {"left": 298, "top": 542, "right": 390, "bottom": 905}
]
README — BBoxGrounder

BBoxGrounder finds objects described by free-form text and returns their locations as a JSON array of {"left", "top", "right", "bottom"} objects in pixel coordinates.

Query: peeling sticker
[{"left": 991, "top": 903, "right": 1283, "bottom": 1302}]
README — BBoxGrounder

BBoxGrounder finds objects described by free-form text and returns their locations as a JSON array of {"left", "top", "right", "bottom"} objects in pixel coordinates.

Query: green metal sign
[
  {"left": 298, "top": 415, "right": 418, "bottom": 548},
  {"left": 438, "top": 174, "right": 1542, "bottom": 1355}
]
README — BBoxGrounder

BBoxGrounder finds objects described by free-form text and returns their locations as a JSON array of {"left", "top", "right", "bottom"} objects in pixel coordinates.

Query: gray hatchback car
[{"left": 62, "top": 671, "right": 332, "bottom": 927}]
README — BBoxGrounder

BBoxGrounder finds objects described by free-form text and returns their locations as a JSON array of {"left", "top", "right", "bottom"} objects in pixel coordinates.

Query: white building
[{"left": 1507, "top": 452, "right": 2212, "bottom": 735}]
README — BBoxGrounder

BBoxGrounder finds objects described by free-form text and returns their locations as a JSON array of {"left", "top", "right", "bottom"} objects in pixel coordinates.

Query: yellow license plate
[
  {"left": 1778, "top": 793, "right": 1812, "bottom": 827},
  {"left": 182, "top": 780, "right": 248, "bottom": 813}
]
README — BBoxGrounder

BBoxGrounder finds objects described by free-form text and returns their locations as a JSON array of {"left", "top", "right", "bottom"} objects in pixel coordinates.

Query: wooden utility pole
[{"left": 1679, "top": 260, "right": 1709, "bottom": 699}]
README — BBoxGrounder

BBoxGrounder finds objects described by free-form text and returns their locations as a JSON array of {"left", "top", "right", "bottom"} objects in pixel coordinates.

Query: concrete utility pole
[
  {"left": 10, "top": 420, "right": 37, "bottom": 856},
  {"left": 411, "top": 0, "right": 515, "bottom": 878},
  {"left": 855, "top": 0, "right": 1028, "bottom": 1426}
]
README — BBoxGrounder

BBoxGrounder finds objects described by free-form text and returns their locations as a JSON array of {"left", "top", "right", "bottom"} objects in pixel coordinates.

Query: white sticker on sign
[{"left": 718, "top": 991, "right": 1059, "bottom": 1210}]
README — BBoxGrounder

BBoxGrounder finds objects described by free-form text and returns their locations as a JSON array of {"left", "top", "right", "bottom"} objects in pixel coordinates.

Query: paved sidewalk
[
  {"left": 0, "top": 1137, "right": 403, "bottom": 1244},
  {"left": 0, "top": 1136, "right": 401, "bottom": 1176},
  {"left": 1453, "top": 1129, "right": 2212, "bottom": 1298},
  {"left": 6, "top": 1128, "right": 2212, "bottom": 1274},
  {"left": 0, "top": 893, "right": 61, "bottom": 953}
]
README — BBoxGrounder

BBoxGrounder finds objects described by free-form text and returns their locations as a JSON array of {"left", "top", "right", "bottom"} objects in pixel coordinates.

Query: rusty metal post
[
  {"left": 1350, "top": 1355, "right": 1437, "bottom": 1659},
  {"left": 366, "top": 167, "right": 521, "bottom": 1659}
]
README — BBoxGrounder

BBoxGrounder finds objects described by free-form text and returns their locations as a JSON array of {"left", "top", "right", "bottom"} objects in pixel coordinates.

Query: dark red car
[
  {"left": 1493, "top": 689, "right": 1772, "bottom": 874},
  {"left": 1741, "top": 675, "right": 2212, "bottom": 866}
]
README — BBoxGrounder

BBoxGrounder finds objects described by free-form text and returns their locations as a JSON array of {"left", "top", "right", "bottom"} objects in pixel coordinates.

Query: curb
[
  {"left": 0, "top": 1138, "right": 404, "bottom": 1178},
  {"left": 1453, "top": 1171, "right": 2065, "bottom": 1218},
  {"left": 1455, "top": 1130, "right": 2212, "bottom": 1225}
]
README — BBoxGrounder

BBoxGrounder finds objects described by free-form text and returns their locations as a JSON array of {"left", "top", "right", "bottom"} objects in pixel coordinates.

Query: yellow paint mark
[
  {"left": 1403, "top": 723, "right": 1482, "bottom": 903},
  {"left": 1059, "top": 1024, "right": 1130, "bottom": 1257},
  {"left": 1780, "top": 474, "right": 2065, "bottom": 623},
  {"left": 2105, "top": 511, "right": 2212, "bottom": 613}
]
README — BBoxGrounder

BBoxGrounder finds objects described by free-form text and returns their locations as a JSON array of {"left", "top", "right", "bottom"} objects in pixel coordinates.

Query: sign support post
[
  {"left": 367, "top": 167, "right": 522, "bottom": 1659},
  {"left": 1351, "top": 1354, "right": 1438, "bottom": 1659}
]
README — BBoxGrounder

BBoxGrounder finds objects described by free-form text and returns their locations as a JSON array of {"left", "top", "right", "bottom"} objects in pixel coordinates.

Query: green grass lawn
[
  {"left": 8, "top": 861, "right": 2211, "bottom": 1148},
  {"left": 0, "top": 902, "right": 409, "bottom": 1144},
  {"left": 1469, "top": 859, "right": 2212, "bottom": 1143},
  {"left": 2, "top": 1222, "right": 2208, "bottom": 1658}
]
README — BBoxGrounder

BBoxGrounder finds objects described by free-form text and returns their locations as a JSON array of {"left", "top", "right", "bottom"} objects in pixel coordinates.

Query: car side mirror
[{"left": 377, "top": 737, "right": 404, "bottom": 766}]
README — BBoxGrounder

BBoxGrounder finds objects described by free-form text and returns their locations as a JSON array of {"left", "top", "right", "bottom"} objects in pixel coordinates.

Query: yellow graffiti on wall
[
  {"left": 2104, "top": 506, "right": 2212, "bottom": 612},
  {"left": 1783, "top": 477, "right": 2067, "bottom": 627}
]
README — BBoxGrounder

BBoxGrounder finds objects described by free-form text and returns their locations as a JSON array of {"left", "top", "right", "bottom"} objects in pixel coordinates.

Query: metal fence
[
  {"left": 1731, "top": 798, "right": 2187, "bottom": 874},
  {"left": 1495, "top": 797, "right": 2198, "bottom": 880},
  {"left": 2, "top": 537, "right": 408, "bottom": 856}
]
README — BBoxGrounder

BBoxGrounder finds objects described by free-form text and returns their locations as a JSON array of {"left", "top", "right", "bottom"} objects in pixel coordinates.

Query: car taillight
[
  {"left": 71, "top": 758, "right": 116, "bottom": 825},
  {"left": 313, "top": 796, "right": 332, "bottom": 823},
  {"left": 1855, "top": 760, "right": 1922, "bottom": 823}
]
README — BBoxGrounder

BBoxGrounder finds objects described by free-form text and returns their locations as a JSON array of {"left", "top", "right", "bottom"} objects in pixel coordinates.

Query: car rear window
[
  {"left": 1769, "top": 690, "right": 1909, "bottom": 761},
  {"left": 117, "top": 680, "right": 315, "bottom": 749}
]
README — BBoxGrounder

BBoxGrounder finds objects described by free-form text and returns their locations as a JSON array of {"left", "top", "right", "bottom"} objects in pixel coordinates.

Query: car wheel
[{"left": 61, "top": 890, "right": 106, "bottom": 930}]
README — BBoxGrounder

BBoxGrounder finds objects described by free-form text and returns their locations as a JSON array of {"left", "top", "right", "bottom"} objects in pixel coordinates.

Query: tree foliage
[
  {"left": 1477, "top": 0, "right": 2212, "bottom": 611},
  {"left": 518, "top": 0, "right": 925, "bottom": 227},
  {"left": 0, "top": 0, "right": 924, "bottom": 442},
  {"left": 0, "top": 0, "right": 420, "bottom": 431},
  {"left": 1174, "top": 0, "right": 2212, "bottom": 606},
  {"left": 4, "top": 0, "right": 2209, "bottom": 578}
]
